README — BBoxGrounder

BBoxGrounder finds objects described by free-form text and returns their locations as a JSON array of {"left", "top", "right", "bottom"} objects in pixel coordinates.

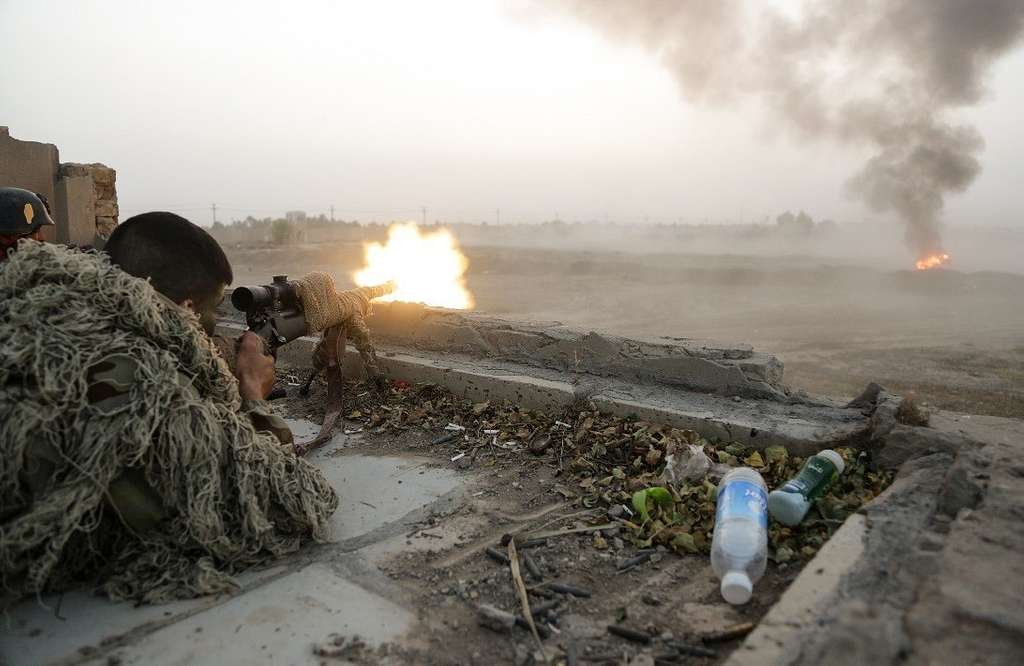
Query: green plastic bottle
[{"left": 768, "top": 449, "right": 845, "bottom": 526}]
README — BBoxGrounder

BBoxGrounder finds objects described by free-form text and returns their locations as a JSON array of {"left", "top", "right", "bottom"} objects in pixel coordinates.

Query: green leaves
[{"left": 632, "top": 486, "right": 675, "bottom": 525}]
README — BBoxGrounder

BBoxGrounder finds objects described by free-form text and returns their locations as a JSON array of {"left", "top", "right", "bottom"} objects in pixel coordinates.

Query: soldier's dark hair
[{"left": 105, "top": 212, "right": 233, "bottom": 304}]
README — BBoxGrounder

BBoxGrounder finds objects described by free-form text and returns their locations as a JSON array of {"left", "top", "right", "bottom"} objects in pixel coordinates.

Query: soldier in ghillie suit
[
  {"left": 0, "top": 187, "right": 55, "bottom": 263},
  {"left": 0, "top": 212, "right": 338, "bottom": 605}
]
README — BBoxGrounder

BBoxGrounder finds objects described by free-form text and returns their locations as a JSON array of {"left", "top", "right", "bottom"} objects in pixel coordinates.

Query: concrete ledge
[
  {"left": 219, "top": 298, "right": 787, "bottom": 399},
  {"left": 222, "top": 322, "right": 869, "bottom": 455},
  {"left": 365, "top": 302, "right": 787, "bottom": 398}
]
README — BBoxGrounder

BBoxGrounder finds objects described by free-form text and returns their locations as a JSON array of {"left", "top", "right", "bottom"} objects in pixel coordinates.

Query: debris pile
[
  {"left": 321, "top": 379, "right": 893, "bottom": 564},
  {"left": 295, "top": 377, "right": 895, "bottom": 662}
]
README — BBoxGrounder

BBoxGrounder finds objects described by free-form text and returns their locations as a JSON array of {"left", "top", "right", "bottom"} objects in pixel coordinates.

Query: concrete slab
[
  {"left": 0, "top": 424, "right": 463, "bottom": 666},
  {"left": 360, "top": 301, "right": 786, "bottom": 397},
  {"left": 286, "top": 419, "right": 462, "bottom": 544},
  {"left": 0, "top": 566, "right": 288, "bottom": 666},
  {"left": 94, "top": 564, "right": 412, "bottom": 666}
]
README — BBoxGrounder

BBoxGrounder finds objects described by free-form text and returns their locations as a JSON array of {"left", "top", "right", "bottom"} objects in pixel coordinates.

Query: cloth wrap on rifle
[
  {"left": 294, "top": 271, "right": 388, "bottom": 334},
  {"left": 0, "top": 242, "right": 338, "bottom": 604},
  {"left": 294, "top": 272, "right": 391, "bottom": 377}
]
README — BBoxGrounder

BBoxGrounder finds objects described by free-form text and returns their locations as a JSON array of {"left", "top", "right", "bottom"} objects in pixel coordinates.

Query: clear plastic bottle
[{"left": 711, "top": 467, "right": 768, "bottom": 605}]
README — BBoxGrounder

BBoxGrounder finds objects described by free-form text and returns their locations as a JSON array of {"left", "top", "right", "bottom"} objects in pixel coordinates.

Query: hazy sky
[{"left": 1, "top": 0, "right": 1021, "bottom": 227}]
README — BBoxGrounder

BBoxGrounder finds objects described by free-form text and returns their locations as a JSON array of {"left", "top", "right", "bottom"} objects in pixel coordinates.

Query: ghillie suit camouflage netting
[{"left": 0, "top": 242, "right": 338, "bottom": 604}]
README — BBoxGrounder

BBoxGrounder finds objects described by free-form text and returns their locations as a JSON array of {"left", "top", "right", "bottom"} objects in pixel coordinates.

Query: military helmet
[{"left": 0, "top": 187, "right": 56, "bottom": 235}]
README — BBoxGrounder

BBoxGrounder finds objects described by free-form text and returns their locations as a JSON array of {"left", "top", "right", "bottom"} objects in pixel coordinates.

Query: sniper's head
[{"left": 105, "top": 212, "right": 232, "bottom": 335}]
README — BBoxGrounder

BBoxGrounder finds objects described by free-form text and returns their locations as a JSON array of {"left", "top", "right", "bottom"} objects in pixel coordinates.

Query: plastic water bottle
[
  {"left": 768, "top": 449, "right": 845, "bottom": 526},
  {"left": 711, "top": 467, "right": 768, "bottom": 605}
]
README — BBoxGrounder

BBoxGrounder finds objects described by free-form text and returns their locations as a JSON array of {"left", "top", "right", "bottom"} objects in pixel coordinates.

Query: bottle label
[
  {"left": 780, "top": 455, "right": 839, "bottom": 501},
  {"left": 716, "top": 480, "right": 768, "bottom": 528}
]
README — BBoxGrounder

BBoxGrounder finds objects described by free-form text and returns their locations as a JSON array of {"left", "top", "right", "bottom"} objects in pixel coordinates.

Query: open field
[{"left": 224, "top": 240, "right": 1024, "bottom": 419}]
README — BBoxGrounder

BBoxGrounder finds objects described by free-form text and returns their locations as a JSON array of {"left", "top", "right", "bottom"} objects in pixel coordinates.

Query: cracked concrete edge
[
  {"left": 725, "top": 449, "right": 950, "bottom": 666},
  {"left": 219, "top": 322, "right": 865, "bottom": 455},
  {"left": 218, "top": 301, "right": 787, "bottom": 398},
  {"left": 728, "top": 411, "right": 1024, "bottom": 666},
  {"left": 725, "top": 514, "right": 868, "bottom": 666}
]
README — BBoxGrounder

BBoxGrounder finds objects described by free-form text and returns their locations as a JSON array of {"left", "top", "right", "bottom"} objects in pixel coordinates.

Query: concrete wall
[
  {"left": 364, "top": 301, "right": 787, "bottom": 399},
  {"left": 54, "top": 176, "right": 93, "bottom": 244},
  {"left": 0, "top": 127, "right": 117, "bottom": 245}
]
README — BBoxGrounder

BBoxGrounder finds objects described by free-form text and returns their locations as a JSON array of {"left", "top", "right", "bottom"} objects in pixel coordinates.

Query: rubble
[{"left": 325, "top": 377, "right": 893, "bottom": 563}]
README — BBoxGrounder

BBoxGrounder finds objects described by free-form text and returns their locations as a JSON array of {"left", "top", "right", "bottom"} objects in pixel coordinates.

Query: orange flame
[
  {"left": 915, "top": 253, "right": 951, "bottom": 271},
  {"left": 353, "top": 223, "right": 474, "bottom": 309}
]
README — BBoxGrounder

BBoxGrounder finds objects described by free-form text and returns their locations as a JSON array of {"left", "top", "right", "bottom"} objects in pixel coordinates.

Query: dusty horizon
[{"left": 2, "top": 0, "right": 1022, "bottom": 237}]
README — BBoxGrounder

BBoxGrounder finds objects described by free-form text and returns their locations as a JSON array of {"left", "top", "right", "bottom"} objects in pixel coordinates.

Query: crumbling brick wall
[{"left": 58, "top": 162, "right": 118, "bottom": 241}]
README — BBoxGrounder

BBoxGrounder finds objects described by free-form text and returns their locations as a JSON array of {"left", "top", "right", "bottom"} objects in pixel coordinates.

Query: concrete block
[
  {"left": 360, "top": 301, "right": 785, "bottom": 397},
  {"left": 302, "top": 446, "right": 460, "bottom": 542},
  {"left": 55, "top": 175, "right": 95, "bottom": 244}
]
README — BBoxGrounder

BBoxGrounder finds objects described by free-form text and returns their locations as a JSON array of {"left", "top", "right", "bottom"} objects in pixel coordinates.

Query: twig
[{"left": 508, "top": 539, "right": 547, "bottom": 661}]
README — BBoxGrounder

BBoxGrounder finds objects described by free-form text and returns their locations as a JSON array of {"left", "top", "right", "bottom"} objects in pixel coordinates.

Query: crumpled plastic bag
[{"left": 660, "top": 444, "right": 711, "bottom": 484}]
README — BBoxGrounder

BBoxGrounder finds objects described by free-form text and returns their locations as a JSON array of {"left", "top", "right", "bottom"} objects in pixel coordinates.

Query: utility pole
[
  {"left": 421, "top": 206, "right": 427, "bottom": 226},
  {"left": 330, "top": 205, "right": 335, "bottom": 222},
  {"left": 211, "top": 203, "right": 217, "bottom": 225}
]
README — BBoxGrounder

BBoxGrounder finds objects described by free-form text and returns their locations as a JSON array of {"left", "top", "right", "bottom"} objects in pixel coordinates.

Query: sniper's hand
[{"left": 235, "top": 331, "right": 276, "bottom": 400}]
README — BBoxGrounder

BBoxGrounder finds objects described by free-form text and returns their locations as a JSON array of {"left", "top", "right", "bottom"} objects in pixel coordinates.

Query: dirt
[
  {"left": 274, "top": 368, "right": 887, "bottom": 665},
  {"left": 228, "top": 240, "right": 1024, "bottom": 419}
]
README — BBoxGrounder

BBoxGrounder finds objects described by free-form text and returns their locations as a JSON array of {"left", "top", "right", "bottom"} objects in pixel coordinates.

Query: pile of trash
[{"left": 325, "top": 380, "right": 894, "bottom": 565}]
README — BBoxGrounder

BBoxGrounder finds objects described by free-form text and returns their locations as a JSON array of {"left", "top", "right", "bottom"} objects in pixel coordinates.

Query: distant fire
[
  {"left": 353, "top": 222, "right": 474, "bottom": 309},
  {"left": 915, "top": 253, "right": 951, "bottom": 271}
]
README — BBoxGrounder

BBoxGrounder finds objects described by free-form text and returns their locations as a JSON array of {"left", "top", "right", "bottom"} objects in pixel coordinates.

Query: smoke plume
[{"left": 537, "top": 0, "right": 1024, "bottom": 257}]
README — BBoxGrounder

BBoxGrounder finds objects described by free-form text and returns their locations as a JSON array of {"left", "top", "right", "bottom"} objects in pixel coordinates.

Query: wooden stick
[{"left": 508, "top": 538, "right": 547, "bottom": 661}]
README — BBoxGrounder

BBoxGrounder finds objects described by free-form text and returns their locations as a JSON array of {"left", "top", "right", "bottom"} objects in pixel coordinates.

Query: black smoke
[{"left": 537, "top": 0, "right": 1024, "bottom": 257}]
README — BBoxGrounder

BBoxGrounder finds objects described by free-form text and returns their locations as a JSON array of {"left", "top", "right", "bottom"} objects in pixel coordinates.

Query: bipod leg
[
  {"left": 297, "top": 325, "right": 347, "bottom": 455},
  {"left": 299, "top": 366, "right": 322, "bottom": 397}
]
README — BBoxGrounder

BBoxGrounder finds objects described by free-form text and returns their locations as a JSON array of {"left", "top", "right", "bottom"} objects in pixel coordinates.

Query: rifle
[
  {"left": 230, "top": 275, "right": 308, "bottom": 353},
  {"left": 230, "top": 274, "right": 395, "bottom": 454}
]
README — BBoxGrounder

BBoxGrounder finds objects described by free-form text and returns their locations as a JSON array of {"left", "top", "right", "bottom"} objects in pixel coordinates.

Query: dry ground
[
  {"left": 225, "top": 241, "right": 1024, "bottom": 419},
  {"left": 273, "top": 375, "right": 812, "bottom": 664}
]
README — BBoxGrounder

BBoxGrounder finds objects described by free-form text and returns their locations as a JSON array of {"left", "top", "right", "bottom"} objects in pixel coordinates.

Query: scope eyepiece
[
  {"left": 231, "top": 285, "right": 272, "bottom": 313},
  {"left": 230, "top": 275, "right": 301, "bottom": 314}
]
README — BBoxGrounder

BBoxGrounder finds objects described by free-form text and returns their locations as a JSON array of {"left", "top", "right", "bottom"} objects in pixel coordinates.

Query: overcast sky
[{"left": 1, "top": 0, "right": 1021, "bottom": 227}]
